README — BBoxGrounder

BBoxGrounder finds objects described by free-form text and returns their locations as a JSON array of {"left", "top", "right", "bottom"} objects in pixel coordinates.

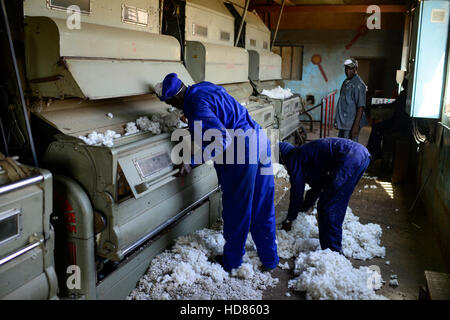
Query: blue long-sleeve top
[
  {"left": 284, "top": 138, "right": 371, "bottom": 221},
  {"left": 183, "top": 82, "right": 261, "bottom": 165}
]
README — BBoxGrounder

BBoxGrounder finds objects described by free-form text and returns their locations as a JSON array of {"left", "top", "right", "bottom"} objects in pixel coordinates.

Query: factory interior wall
[
  {"left": 416, "top": 64, "right": 450, "bottom": 269},
  {"left": 275, "top": 28, "right": 403, "bottom": 121}
]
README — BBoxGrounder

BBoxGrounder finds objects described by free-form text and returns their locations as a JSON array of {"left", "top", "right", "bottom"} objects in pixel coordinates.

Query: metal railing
[
  {"left": 321, "top": 90, "right": 337, "bottom": 138},
  {"left": 299, "top": 90, "right": 337, "bottom": 139}
]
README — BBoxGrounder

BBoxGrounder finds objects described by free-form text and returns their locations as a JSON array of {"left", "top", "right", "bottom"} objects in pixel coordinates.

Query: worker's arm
[
  {"left": 350, "top": 83, "right": 367, "bottom": 139},
  {"left": 350, "top": 107, "right": 364, "bottom": 139},
  {"left": 302, "top": 187, "right": 321, "bottom": 212},
  {"left": 187, "top": 100, "right": 232, "bottom": 165}
]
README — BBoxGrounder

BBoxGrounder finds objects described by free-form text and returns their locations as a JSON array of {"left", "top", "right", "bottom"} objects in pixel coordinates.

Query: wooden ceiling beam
[{"left": 252, "top": 4, "right": 408, "bottom": 13}]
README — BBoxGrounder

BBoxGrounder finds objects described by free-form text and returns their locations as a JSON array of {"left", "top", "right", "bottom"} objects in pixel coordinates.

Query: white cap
[{"left": 344, "top": 58, "right": 358, "bottom": 68}]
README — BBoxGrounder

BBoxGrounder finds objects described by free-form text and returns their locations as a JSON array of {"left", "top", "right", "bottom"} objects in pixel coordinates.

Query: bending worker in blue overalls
[
  {"left": 155, "top": 73, "right": 279, "bottom": 272},
  {"left": 279, "top": 138, "right": 371, "bottom": 253}
]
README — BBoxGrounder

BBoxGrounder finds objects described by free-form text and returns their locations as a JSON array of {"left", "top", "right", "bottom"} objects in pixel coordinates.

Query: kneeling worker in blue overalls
[
  {"left": 279, "top": 138, "right": 371, "bottom": 253},
  {"left": 155, "top": 73, "right": 279, "bottom": 272}
]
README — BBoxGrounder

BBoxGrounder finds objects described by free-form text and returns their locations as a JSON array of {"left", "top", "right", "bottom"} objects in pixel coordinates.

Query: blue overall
[
  {"left": 183, "top": 82, "right": 279, "bottom": 271},
  {"left": 282, "top": 138, "right": 371, "bottom": 252}
]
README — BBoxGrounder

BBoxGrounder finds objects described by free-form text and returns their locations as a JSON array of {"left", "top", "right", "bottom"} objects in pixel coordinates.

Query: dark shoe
[
  {"left": 281, "top": 220, "right": 292, "bottom": 232},
  {"left": 260, "top": 264, "right": 277, "bottom": 273},
  {"left": 211, "top": 254, "right": 223, "bottom": 266}
]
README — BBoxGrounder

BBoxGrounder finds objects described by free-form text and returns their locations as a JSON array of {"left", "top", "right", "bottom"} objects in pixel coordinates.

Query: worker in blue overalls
[
  {"left": 279, "top": 138, "right": 371, "bottom": 253},
  {"left": 155, "top": 73, "right": 279, "bottom": 272}
]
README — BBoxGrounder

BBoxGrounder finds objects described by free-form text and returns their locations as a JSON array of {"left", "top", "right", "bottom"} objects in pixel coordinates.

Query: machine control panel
[
  {"left": 134, "top": 153, "right": 172, "bottom": 180},
  {"left": 118, "top": 142, "right": 177, "bottom": 199}
]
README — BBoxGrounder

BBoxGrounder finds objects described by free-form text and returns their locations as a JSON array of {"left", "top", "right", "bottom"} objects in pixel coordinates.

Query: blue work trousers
[
  {"left": 215, "top": 157, "right": 279, "bottom": 271},
  {"left": 316, "top": 156, "right": 371, "bottom": 252}
]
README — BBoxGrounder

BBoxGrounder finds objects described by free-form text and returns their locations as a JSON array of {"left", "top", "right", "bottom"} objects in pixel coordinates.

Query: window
[
  {"left": 249, "top": 39, "right": 257, "bottom": 47},
  {"left": 193, "top": 24, "right": 208, "bottom": 37},
  {"left": 272, "top": 45, "right": 303, "bottom": 81},
  {"left": 48, "top": 0, "right": 90, "bottom": 13},
  {"left": 122, "top": 5, "right": 149, "bottom": 26},
  {"left": 220, "top": 31, "right": 231, "bottom": 42}
]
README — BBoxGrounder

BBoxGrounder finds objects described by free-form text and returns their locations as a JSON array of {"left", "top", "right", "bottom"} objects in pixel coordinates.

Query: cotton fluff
[
  {"left": 127, "top": 227, "right": 279, "bottom": 300},
  {"left": 276, "top": 210, "right": 319, "bottom": 259},
  {"left": 276, "top": 207, "right": 385, "bottom": 261},
  {"left": 262, "top": 86, "right": 294, "bottom": 100},
  {"left": 288, "top": 249, "right": 387, "bottom": 300},
  {"left": 273, "top": 163, "right": 290, "bottom": 180},
  {"left": 341, "top": 207, "right": 386, "bottom": 260},
  {"left": 362, "top": 174, "right": 378, "bottom": 180},
  {"left": 78, "top": 130, "right": 121, "bottom": 147},
  {"left": 136, "top": 116, "right": 162, "bottom": 134},
  {"left": 125, "top": 122, "right": 140, "bottom": 136}
]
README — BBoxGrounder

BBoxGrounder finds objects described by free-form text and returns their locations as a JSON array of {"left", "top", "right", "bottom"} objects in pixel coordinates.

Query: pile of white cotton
[
  {"left": 80, "top": 111, "right": 187, "bottom": 147},
  {"left": 262, "top": 86, "right": 294, "bottom": 100},
  {"left": 276, "top": 207, "right": 385, "bottom": 261},
  {"left": 136, "top": 116, "right": 162, "bottom": 135},
  {"left": 341, "top": 207, "right": 386, "bottom": 260},
  {"left": 78, "top": 130, "right": 121, "bottom": 147},
  {"left": 288, "top": 249, "right": 386, "bottom": 300},
  {"left": 127, "top": 227, "right": 279, "bottom": 300}
]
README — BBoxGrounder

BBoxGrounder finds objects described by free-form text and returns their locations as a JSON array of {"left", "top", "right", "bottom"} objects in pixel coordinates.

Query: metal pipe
[
  {"left": 235, "top": 0, "right": 250, "bottom": 47},
  {"left": 0, "top": 0, "right": 38, "bottom": 167},
  {"left": 0, "top": 239, "right": 43, "bottom": 266},
  {"left": 271, "top": 0, "right": 286, "bottom": 50},
  {"left": 0, "top": 174, "right": 43, "bottom": 196},
  {"left": 122, "top": 187, "right": 220, "bottom": 256}
]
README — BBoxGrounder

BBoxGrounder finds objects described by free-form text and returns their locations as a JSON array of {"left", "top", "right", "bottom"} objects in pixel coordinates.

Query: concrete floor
[{"left": 263, "top": 124, "right": 449, "bottom": 300}]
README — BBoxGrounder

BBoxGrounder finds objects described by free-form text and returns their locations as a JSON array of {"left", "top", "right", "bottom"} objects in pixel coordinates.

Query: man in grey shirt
[{"left": 334, "top": 58, "right": 367, "bottom": 142}]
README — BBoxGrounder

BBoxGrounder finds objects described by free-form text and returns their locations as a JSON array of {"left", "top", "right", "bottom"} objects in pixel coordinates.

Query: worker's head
[
  {"left": 278, "top": 142, "right": 295, "bottom": 165},
  {"left": 155, "top": 73, "right": 187, "bottom": 110},
  {"left": 344, "top": 58, "right": 358, "bottom": 79}
]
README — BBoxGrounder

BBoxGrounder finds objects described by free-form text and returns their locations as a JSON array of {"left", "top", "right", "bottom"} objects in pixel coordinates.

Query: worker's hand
[
  {"left": 281, "top": 220, "right": 292, "bottom": 232},
  {"left": 176, "top": 163, "right": 192, "bottom": 177},
  {"left": 350, "top": 125, "right": 360, "bottom": 140},
  {"left": 180, "top": 115, "right": 188, "bottom": 124}
]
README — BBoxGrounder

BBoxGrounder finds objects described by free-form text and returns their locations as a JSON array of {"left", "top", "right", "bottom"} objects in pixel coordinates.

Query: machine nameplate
[
  {"left": 0, "top": 208, "right": 22, "bottom": 246},
  {"left": 135, "top": 153, "right": 172, "bottom": 180}
]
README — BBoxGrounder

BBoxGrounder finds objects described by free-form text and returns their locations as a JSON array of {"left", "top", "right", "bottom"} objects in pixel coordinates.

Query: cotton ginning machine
[
  {"left": 176, "top": 0, "right": 278, "bottom": 156},
  {"left": 0, "top": 153, "right": 58, "bottom": 299},
  {"left": 225, "top": 4, "right": 304, "bottom": 143},
  {"left": 22, "top": 0, "right": 221, "bottom": 300}
]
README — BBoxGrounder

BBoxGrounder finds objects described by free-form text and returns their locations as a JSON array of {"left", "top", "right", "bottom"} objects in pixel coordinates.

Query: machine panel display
[{"left": 135, "top": 153, "right": 172, "bottom": 180}]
